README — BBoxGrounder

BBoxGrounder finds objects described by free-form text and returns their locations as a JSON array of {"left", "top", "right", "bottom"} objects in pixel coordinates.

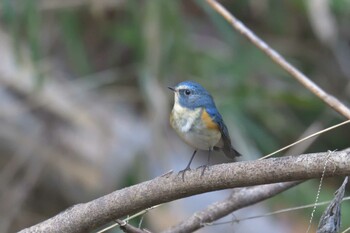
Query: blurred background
[{"left": 0, "top": 0, "right": 349, "bottom": 232}]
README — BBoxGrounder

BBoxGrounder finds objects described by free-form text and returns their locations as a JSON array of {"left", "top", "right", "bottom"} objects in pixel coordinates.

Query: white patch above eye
[{"left": 176, "top": 85, "right": 188, "bottom": 90}]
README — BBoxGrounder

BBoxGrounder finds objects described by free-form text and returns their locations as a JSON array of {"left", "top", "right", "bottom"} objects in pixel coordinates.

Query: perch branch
[{"left": 19, "top": 150, "right": 350, "bottom": 233}]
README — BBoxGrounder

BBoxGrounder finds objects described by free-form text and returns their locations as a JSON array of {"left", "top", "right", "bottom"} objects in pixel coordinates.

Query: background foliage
[{"left": 0, "top": 0, "right": 349, "bottom": 232}]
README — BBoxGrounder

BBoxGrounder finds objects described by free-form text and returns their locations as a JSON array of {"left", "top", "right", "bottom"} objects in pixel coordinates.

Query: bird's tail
[
  {"left": 214, "top": 146, "right": 241, "bottom": 160},
  {"left": 223, "top": 147, "right": 241, "bottom": 160}
]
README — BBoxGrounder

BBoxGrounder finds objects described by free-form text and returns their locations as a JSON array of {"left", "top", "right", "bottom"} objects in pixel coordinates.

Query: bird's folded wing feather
[{"left": 205, "top": 107, "right": 241, "bottom": 159}]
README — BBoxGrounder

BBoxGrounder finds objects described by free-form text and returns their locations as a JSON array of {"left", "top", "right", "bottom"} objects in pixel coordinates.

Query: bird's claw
[
  {"left": 178, "top": 167, "right": 191, "bottom": 181},
  {"left": 197, "top": 165, "right": 210, "bottom": 177}
]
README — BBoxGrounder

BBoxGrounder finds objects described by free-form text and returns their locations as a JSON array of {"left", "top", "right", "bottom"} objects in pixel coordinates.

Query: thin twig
[
  {"left": 97, "top": 205, "right": 161, "bottom": 233},
  {"left": 206, "top": 0, "right": 350, "bottom": 120},
  {"left": 341, "top": 226, "right": 350, "bottom": 233},
  {"left": 306, "top": 151, "right": 332, "bottom": 233},
  {"left": 115, "top": 219, "right": 150, "bottom": 233},
  {"left": 211, "top": 196, "right": 350, "bottom": 225},
  {"left": 260, "top": 119, "right": 350, "bottom": 159}
]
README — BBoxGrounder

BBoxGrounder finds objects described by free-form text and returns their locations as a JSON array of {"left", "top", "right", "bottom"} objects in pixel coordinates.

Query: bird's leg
[
  {"left": 179, "top": 150, "right": 197, "bottom": 181},
  {"left": 200, "top": 148, "right": 212, "bottom": 177}
]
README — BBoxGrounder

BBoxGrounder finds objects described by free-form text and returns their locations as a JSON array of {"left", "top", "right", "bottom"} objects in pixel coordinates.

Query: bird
[{"left": 168, "top": 80, "right": 241, "bottom": 180}]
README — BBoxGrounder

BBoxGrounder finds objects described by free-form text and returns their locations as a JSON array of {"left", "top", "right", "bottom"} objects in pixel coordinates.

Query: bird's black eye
[{"left": 185, "top": 89, "right": 191, "bottom": 96}]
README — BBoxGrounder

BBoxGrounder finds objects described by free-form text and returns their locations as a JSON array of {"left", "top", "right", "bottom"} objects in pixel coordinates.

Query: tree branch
[
  {"left": 162, "top": 181, "right": 301, "bottom": 233},
  {"left": 206, "top": 0, "right": 350, "bottom": 120},
  {"left": 19, "top": 150, "right": 350, "bottom": 233}
]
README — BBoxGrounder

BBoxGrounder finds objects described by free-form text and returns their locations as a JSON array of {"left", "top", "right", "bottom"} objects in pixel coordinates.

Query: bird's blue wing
[{"left": 205, "top": 106, "right": 241, "bottom": 159}]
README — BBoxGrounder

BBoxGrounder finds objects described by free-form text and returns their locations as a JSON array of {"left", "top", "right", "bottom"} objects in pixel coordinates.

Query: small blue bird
[{"left": 169, "top": 81, "right": 241, "bottom": 179}]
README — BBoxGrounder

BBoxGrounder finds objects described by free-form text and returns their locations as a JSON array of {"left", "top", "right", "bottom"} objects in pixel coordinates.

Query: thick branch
[
  {"left": 206, "top": 0, "right": 350, "bottom": 120},
  {"left": 163, "top": 181, "right": 301, "bottom": 233},
  {"left": 19, "top": 151, "right": 350, "bottom": 233}
]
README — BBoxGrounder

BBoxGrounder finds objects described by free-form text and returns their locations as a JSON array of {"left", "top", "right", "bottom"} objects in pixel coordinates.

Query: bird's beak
[{"left": 168, "top": 86, "right": 176, "bottom": 92}]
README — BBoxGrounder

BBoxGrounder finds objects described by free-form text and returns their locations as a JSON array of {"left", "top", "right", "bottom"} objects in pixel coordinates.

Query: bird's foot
[
  {"left": 197, "top": 165, "right": 210, "bottom": 177},
  {"left": 178, "top": 167, "right": 191, "bottom": 181}
]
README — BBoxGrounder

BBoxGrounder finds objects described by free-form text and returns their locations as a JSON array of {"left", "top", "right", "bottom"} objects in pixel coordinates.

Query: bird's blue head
[{"left": 168, "top": 81, "right": 215, "bottom": 110}]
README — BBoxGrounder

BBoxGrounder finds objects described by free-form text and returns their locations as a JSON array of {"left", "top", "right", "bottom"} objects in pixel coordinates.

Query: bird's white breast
[{"left": 170, "top": 102, "right": 221, "bottom": 150}]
